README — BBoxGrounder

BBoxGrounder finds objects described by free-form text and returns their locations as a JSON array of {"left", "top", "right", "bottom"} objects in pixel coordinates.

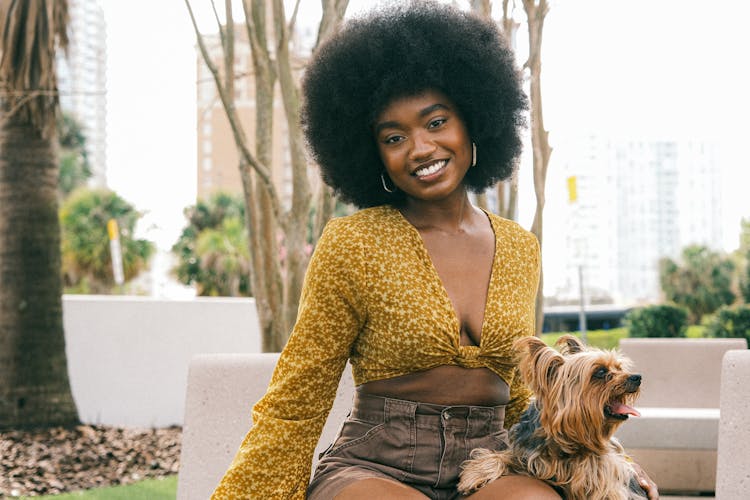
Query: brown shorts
[{"left": 307, "top": 393, "right": 508, "bottom": 500}]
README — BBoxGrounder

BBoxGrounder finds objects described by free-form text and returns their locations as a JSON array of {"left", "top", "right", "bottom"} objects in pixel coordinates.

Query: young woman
[{"left": 211, "top": 2, "right": 657, "bottom": 499}]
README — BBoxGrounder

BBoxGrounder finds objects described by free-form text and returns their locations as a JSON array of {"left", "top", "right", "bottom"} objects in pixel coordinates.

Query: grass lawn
[{"left": 25, "top": 476, "right": 177, "bottom": 500}]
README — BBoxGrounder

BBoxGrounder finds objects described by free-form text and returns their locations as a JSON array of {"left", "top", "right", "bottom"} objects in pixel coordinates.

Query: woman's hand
[{"left": 632, "top": 461, "right": 659, "bottom": 499}]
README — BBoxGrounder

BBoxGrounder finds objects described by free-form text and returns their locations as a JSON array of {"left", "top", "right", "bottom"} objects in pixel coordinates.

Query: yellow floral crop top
[{"left": 211, "top": 205, "right": 540, "bottom": 499}]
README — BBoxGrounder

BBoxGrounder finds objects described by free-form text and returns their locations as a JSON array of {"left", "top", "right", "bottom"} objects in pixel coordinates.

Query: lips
[{"left": 412, "top": 159, "right": 447, "bottom": 178}]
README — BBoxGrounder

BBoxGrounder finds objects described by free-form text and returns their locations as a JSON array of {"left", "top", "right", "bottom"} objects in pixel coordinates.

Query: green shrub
[
  {"left": 686, "top": 325, "right": 707, "bottom": 338},
  {"left": 704, "top": 305, "right": 750, "bottom": 344},
  {"left": 542, "top": 328, "right": 627, "bottom": 350},
  {"left": 625, "top": 304, "right": 688, "bottom": 338}
]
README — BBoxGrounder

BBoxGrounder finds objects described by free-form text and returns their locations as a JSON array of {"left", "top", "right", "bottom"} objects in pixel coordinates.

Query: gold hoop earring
[
  {"left": 471, "top": 142, "right": 477, "bottom": 167},
  {"left": 381, "top": 172, "right": 395, "bottom": 193}
]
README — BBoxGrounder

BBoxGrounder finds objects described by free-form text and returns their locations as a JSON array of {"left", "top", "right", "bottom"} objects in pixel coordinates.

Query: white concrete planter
[{"left": 62, "top": 295, "right": 261, "bottom": 427}]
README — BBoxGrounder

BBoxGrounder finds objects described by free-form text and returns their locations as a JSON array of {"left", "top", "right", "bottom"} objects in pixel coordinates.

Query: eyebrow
[{"left": 374, "top": 102, "right": 451, "bottom": 135}]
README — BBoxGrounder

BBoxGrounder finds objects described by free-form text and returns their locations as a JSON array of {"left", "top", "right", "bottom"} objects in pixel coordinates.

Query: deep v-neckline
[{"left": 391, "top": 206, "right": 498, "bottom": 348}]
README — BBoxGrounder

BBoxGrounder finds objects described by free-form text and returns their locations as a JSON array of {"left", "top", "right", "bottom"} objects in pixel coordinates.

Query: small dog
[{"left": 458, "top": 335, "right": 647, "bottom": 500}]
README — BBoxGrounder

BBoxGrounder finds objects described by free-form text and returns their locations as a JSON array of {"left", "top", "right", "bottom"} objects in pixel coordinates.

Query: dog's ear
[
  {"left": 556, "top": 334, "right": 585, "bottom": 356},
  {"left": 513, "top": 336, "right": 564, "bottom": 395}
]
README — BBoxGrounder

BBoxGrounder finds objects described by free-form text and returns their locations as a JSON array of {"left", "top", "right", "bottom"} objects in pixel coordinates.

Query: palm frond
[{"left": 0, "top": 0, "right": 69, "bottom": 136}]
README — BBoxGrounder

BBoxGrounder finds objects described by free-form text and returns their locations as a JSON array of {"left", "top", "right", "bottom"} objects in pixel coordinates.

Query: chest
[{"left": 419, "top": 230, "right": 495, "bottom": 345}]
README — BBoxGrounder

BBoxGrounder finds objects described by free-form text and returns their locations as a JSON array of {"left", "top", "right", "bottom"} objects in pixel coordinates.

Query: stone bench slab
[{"left": 616, "top": 407, "right": 719, "bottom": 450}]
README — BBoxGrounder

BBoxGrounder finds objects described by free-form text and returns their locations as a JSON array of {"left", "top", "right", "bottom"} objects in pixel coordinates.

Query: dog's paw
[{"left": 457, "top": 449, "right": 509, "bottom": 494}]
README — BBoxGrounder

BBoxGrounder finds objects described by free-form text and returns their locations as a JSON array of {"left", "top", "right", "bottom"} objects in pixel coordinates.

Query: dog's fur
[{"left": 458, "top": 335, "right": 647, "bottom": 500}]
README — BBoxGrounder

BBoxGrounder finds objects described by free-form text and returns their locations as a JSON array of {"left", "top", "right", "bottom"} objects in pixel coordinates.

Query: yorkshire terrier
[{"left": 458, "top": 335, "right": 647, "bottom": 500}]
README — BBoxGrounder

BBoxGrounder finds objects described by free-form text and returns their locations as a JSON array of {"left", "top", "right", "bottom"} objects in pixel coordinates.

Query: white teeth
[{"left": 415, "top": 160, "right": 446, "bottom": 177}]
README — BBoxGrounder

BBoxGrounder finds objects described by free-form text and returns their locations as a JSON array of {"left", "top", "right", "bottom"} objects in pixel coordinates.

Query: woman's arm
[{"left": 211, "top": 219, "right": 366, "bottom": 499}]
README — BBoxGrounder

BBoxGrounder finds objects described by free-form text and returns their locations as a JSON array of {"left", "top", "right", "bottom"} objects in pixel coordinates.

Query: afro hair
[{"left": 301, "top": 0, "right": 528, "bottom": 209}]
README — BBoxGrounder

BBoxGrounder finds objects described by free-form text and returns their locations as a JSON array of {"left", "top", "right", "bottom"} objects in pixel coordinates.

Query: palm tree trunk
[{"left": 0, "top": 115, "right": 79, "bottom": 428}]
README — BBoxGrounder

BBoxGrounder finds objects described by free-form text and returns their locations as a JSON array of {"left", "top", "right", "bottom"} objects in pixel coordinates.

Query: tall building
[
  {"left": 556, "top": 135, "right": 723, "bottom": 304},
  {"left": 676, "top": 141, "right": 723, "bottom": 249},
  {"left": 614, "top": 140, "right": 680, "bottom": 302},
  {"left": 57, "top": 0, "right": 107, "bottom": 187}
]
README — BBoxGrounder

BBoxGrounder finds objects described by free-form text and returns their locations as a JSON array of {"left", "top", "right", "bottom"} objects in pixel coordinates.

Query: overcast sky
[{"left": 101, "top": 0, "right": 750, "bottom": 285}]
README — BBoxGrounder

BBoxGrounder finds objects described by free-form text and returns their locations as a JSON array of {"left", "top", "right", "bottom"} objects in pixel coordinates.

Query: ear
[
  {"left": 513, "top": 336, "right": 564, "bottom": 395},
  {"left": 555, "top": 334, "right": 585, "bottom": 356}
]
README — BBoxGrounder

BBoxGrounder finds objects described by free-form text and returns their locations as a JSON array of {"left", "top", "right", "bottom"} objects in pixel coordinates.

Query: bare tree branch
[
  {"left": 316, "top": 0, "right": 349, "bottom": 47},
  {"left": 224, "top": 0, "right": 235, "bottom": 103},
  {"left": 184, "top": 0, "right": 283, "bottom": 226},
  {"left": 287, "top": 0, "right": 302, "bottom": 39},
  {"left": 210, "top": 0, "right": 226, "bottom": 50}
]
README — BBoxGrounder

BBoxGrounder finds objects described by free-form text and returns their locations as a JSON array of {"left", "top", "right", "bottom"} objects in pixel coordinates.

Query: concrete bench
[
  {"left": 177, "top": 341, "right": 748, "bottom": 498},
  {"left": 176, "top": 354, "right": 355, "bottom": 500},
  {"left": 614, "top": 338, "right": 747, "bottom": 495},
  {"left": 716, "top": 349, "right": 750, "bottom": 500}
]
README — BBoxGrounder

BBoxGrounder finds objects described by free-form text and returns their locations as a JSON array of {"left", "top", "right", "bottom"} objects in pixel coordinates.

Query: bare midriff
[{"left": 357, "top": 365, "right": 510, "bottom": 407}]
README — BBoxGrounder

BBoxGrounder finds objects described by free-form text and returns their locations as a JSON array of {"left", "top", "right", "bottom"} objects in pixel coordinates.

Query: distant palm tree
[
  {"left": 0, "top": 0, "right": 78, "bottom": 428},
  {"left": 172, "top": 193, "right": 252, "bottom": 297},
  {"left": 60, "top": 188, "right": 155, "bottom": 294}
]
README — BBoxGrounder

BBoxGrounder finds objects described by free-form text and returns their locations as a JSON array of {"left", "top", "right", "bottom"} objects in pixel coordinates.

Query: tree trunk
[
  {"left": 272, "top": 0, "right": 314, "bottom": 345},
  {"left": 470, "top": 0, "right": 520, "bottom": 222},
  {"left": 187, "top": 0, "right": 349, "bottom": 352},
  {"left": 0, "top": 116, "right": 78, "bottom": 428},
  {"left": 313, "top": 184, "right": 336, "bottom": 241},
  {"left": 496, "top": 175, "right": 519, "bottom": 221},
  {"left": 523, "top": 0, "right": 552, "bottom": 335}
]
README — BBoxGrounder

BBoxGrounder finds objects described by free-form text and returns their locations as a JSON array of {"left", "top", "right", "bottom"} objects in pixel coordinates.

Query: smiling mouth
[{"left": 413, "top": 160, "right": 447, "bottom": 178}]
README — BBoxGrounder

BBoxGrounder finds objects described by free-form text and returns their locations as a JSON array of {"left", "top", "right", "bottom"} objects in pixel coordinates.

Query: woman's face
[{"left": 374, "top": 89, "right": 472, "bottom": 204}]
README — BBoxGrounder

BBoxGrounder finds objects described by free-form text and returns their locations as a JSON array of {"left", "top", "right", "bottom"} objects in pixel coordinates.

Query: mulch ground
[{"left": 0, "top": 425, "right": 181, "bottom": 497}]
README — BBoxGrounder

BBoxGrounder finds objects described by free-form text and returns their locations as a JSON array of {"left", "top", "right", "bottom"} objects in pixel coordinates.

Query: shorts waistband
[{"left": 351, "top": 392, "right": 505, "bottom": 424}]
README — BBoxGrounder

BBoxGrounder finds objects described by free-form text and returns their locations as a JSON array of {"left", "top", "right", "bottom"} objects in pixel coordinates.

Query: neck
[{"left": 400, "top": 190, "right": 478, "bottom": 234}]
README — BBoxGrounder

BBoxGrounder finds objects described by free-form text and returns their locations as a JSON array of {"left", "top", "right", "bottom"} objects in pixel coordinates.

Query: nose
[
  {"left": 409, "top": 130, "right": 436, "bottom": 160},
  {"left": 628, "top": 374, "right": 642, "bottom": 386}
]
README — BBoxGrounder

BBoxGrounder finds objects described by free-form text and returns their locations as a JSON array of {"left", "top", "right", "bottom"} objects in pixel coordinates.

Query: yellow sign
[
  {"left": 567, "top": 176, "right": 578, "bottom": 203},
  {"left": 107, "top": 219, "right": 119, "bottom": 241},
  {"left": 107, "top": 219, "right": 125, "bottom": 285}
]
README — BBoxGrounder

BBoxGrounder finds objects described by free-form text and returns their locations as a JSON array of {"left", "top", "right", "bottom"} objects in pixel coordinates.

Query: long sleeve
[{"left": 211, "top": 219, "right": 366, "bottom": 499}]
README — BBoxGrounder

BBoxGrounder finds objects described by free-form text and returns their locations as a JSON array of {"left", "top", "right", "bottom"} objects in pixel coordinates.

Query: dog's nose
[{"left": 628, "top": 374, "right": 642, "bottom": 386}]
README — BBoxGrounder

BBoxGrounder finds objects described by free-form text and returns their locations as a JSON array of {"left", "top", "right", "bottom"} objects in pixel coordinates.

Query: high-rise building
[
  {"left": 676, "top": 141, "right": 723, "bottom": 249},
  {"left": 614, "top": 140, "right": 681, "bottom": 302},
  {"left": 57, "top": 0, "right": 107, "bottom": 187},
  {"left": 556, "top": 135, "right": 723, "bottom": 304}
]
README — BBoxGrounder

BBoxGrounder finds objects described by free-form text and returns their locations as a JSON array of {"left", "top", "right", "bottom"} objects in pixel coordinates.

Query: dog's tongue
[{"left": 610, "top": 402, "right": 641, "bottom": 417}]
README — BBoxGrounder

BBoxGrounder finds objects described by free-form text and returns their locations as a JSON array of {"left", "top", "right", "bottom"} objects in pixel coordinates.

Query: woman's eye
[
  {"left": 428, "top": 118, "right": 446, "bottom": 129},
  {"left": 384, "top": 135, "right": 404, "bottom": 145}
]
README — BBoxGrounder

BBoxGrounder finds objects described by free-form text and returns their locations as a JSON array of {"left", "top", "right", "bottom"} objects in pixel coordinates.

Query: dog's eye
[{"left": 593, "top": 367, "right": 608, "bottom": 379}]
